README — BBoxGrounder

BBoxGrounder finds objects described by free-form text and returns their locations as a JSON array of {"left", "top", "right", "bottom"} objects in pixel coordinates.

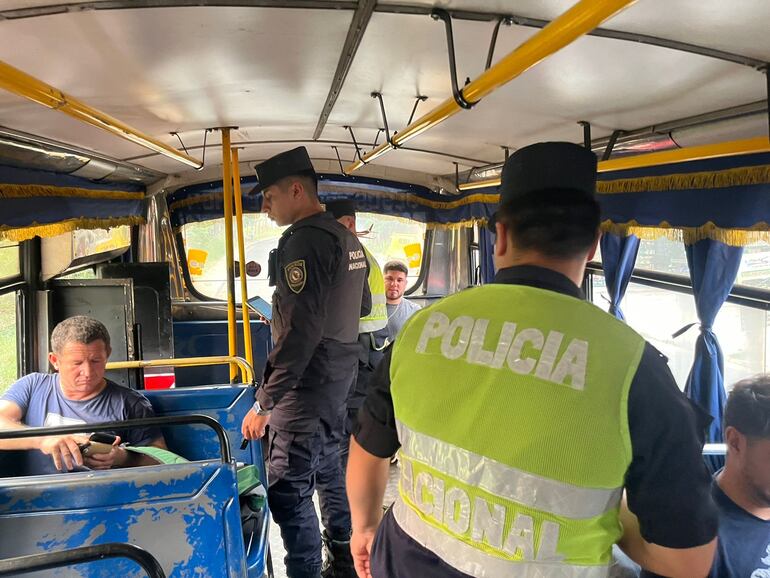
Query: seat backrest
[{"left": 0, "top": 462, "right": 247, "bottom": 577}]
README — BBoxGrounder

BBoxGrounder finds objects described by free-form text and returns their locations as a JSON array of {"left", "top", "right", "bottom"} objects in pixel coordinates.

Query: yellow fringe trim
[
  {"left": 600, "top": 220, "right": 770, "bottom": 247},
  {"left": 426, "top": 218, "right": 487, "bottom": 231},
  {"left": 0, "top": 216, "right": 146, "bottom": 242},
  {"left": 169, "top": 192, "right": 224, "bottom": 212},
  {"left": 597, "top": 164, "right": 770, "bottom": 194},
  {"left": 0, "top": 184, "right": 144, "bottom": 201}
]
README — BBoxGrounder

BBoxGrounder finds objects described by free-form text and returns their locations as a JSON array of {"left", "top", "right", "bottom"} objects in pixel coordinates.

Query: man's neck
[
  {"left": 717, "top": 467, "right": 770, "bottom": 521},
  {"left": 503, "top": 253, "right": 586, "bottom": 288},
  {"left": 387, "top": 297, "right": 402, "bottom": 306},
  {"left": 292, "top": 204, "right": 323, "bottom": 224},
  {"left": 58, "top": 377, "right": 108, "bottom": 402}
]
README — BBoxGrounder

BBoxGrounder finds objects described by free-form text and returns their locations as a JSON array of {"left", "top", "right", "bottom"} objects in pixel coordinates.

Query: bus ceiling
[{"left": 0, "top": 1, "right": 767, "bottom": 182}]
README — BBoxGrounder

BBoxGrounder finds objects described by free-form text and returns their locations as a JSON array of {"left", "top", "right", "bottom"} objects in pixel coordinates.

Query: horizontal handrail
[
  {"left": 0, "top": 543, "right": 165, "bottom": 577},
  {"left": 107, "top": 355, "right": 255, "bottom": 385},
  {"left": 0, "top": 414, "right": 231, "bottom": 463}
]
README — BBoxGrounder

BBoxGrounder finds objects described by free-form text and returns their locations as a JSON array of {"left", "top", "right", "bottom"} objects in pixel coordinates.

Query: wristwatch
[{"left": 252, "top": 401, "right": 272, "bottom": 416}]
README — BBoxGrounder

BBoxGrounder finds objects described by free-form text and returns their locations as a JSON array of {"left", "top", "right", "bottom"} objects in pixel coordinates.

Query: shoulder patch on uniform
[{"left": 284, "top": 259, "right": 306, "bottom": 294}]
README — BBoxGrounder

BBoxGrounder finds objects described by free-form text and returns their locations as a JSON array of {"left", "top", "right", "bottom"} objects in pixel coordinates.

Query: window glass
[
  {"left": 181, "top": 214, "right": 284, "bottom": 302},
  {"left": 635, "top": 237, "right": 689, "bottom": 275},
  {"left": 356, "top": 213, "right": 426, "bottom": 288},
  {"left": 181, "top": 212, "right": 426, "bottom": 302},
  {"left": 735, "top": 242, "right": 770, "bottom": 290},
  {"left": 592, "top": 275, "right": 767, "bottom": 390},
  {"left": 0, "top": 240, "right": 20, "bottom": 282},
  {"left": 0, "top": 291, "right": 18, "bottom": 394},
  {"left": 73, "top": 226, "right": 131, "bottom": 260}
]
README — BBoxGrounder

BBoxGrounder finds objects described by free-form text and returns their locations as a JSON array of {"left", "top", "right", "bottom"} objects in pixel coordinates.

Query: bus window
[
  {"left": 592, "top": 237, "right": 770, "bottom": 389},
  {"left": 356, "top": 213, "right": 426, "bottom": 290},
  {"left": 180, "top": 214, "right": 284, "bottom": 303},
  {"left": 0, "top": 291, "right": 18, "bottom": 394},
  {"left": 0, "top": 240, "right": 20, "bottom": 283}
]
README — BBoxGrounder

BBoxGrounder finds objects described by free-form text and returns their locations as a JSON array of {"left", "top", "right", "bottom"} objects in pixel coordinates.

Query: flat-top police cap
[
  {"left": 255, "top": 146, "right": 317, "bottom": 191},
  {"left": 488, "top": 142, "right": 597, "bottom": 231},
  {"left": 325, "top": 200, "right": 357, "bottom": 219}
]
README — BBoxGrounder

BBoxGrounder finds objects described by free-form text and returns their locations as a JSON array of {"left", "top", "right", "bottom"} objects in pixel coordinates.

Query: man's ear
[
  {"left": 494, "top": 222, "right": 508, "bottom": 257},
  {"left": 724, "top": 426, "right": 744, "bottom": 455},
  {"left": 48, "top": 352, "right": 58, "bottom": 371}
]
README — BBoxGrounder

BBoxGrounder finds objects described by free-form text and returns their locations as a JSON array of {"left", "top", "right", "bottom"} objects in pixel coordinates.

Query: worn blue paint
[{"left": 0, "top": 386, "right": 270, "bottom": 577}]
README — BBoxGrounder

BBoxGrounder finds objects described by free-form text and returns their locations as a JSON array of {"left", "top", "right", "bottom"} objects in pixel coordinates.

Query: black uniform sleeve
[
  {"left": 625, "top": 343, "right": 719, "bottom": 548},
  {"left": 353, "top": 345, "right": 400, "bottom": 457},
  {"left": 256, "top": 228, "right": 338, "bottom": 410}
]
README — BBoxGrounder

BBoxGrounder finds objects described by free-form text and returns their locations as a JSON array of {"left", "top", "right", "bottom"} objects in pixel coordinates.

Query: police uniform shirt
[
  {"left": 257, "top": 211, "right": 370, "bottom": 432},
  {"left": 354, "top": 265, "right": 719, "bottom": 576}
]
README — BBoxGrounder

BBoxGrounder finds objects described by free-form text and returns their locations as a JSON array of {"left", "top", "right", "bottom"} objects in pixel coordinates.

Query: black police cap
[
  {"left": 325, "top": 200, "right": 357, "bottom": 219},
  {"left": 255, "top": 146, "right": 317, "bottom": 191},
  {"left": 488, "top": 142, "right": 597, "bottom": 231}
]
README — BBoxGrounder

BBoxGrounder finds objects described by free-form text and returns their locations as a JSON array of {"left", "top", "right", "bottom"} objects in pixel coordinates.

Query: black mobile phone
[{"left": 89, "top": 432, "right": 118, "bottom": 445}]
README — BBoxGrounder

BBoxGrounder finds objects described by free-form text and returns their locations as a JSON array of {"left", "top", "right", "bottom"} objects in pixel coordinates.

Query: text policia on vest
[{"left": 415, "top": 312, "right": 589, "bottom": 391}]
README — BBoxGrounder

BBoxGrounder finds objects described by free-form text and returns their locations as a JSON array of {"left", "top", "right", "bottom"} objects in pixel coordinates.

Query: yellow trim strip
[
  {"left": 598, "top": 164, "right": 770, "bottom": 194},
  {"left": 0, "top": 60, "right": 203, "bottom": 169},
  {"left": 346, "top": 0, "right": 637, "bottom": 173},
  {"left": 232, "top": 147, "right": 255, "bottom": 370},
  {"left": 0, "top": 216, "right": 144, "bottom": 242},
  {"left": 600, "top": 220, "right": 770, "bottom": 247},
  {"left": 0, "top": 184, "right": 144, "bottom": 200}
]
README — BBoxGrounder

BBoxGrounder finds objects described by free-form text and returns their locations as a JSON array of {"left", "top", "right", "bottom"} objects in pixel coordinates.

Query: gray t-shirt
[
  {"left": 386, "top": 299, "right": 421, "bottom": 340},
  {"left": 2, "top": 373, "right": 160, "bottom": 475}
]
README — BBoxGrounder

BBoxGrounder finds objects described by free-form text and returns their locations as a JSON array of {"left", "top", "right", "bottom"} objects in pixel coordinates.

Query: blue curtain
[
  {"left": 600, "top": 233, "right": 640, "bottom": 320},
  {"left": 478, "top": 229, "right": 496, "bottom": 284},
  {"left": 684, "top": 239, "right": 743, "bottom": 471}
]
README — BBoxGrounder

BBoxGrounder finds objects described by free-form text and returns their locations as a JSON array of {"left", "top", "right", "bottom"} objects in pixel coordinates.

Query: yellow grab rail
[
  {"left": 346, "top": 0, "right": 637, "bottom": 173},
  {"left": 220, "top": 128, "right": 239, "bottom": 383},
  {"left": 231, "top": 147, "right": 254, "bottom": 370},
  {"left": 0, "top": 60, "right": 203, "bottom": 169},
  {"left": 107, "top": 356, "right": 255, "bottom": 385}
]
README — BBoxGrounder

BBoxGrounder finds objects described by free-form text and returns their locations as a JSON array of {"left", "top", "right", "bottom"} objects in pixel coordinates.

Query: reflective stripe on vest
[
  {"left": 397, "top": 421, "right": 622, "bottom": 520},
  {"left": 392, "top": 498, "right": 610, "bottom": 578},
  {"left": 359, "top": 247, "right": 387, "bottom": 333},
  {"left": 389, "top": 284, "right": 646, "bottom": 575}
]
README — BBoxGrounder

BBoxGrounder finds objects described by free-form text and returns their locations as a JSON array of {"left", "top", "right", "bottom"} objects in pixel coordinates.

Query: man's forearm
[
  {"left": 0, "top": 416, "right": 41, "bottom": 450},
  {"left": 347, "top": 436, "right": 391, "bottom": 532}
]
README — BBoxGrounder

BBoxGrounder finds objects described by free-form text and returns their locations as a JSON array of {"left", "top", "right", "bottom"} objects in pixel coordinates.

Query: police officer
[
  {"left": 241, "top": 147, "right": 369, "bottom": 578},
  {"left": 325, "top": 200, "right": 388, "bottom": 469},
  {"left": 346, "top": 142, "right": 719, "bottom": 578}
]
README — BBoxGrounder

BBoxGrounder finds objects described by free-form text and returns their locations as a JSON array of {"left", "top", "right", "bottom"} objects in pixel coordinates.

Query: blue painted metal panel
[
  {"left": 172, "top": 320, "right": 271, "bottom": 387},
  {"left": 144, "top": 385, "right": 269, "bottom": 578},
  {"left": 0, "top": 462, "right": 247, "bottom": 577}
]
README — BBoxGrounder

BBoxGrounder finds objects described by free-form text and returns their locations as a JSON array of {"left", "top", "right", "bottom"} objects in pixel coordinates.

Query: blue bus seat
[{"left": 0, "top": 461, "right": 247, "bottom": 577}]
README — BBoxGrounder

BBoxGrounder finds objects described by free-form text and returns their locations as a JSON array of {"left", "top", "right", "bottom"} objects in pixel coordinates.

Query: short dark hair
[
  {"left": 277, "top": 170, "right": 318, "bottom": 198},
  {"left": 497, "top": 189, "right": 600, "bottom": 259},
  {"left": 384, "top": 260, "right": 409, "bottom": 276},
  {"left": 725, "top": 375, "right": 770, "bottom": 439},
  {"left": 50, "top": 316, "right": 111, "bottom": 354}
]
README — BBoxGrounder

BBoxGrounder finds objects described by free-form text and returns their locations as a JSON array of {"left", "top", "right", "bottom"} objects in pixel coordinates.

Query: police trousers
[{"left": 267, "top": 420, "right": 351, "bottom": 578}]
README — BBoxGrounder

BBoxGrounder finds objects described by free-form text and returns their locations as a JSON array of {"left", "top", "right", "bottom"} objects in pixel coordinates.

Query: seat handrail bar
[
  {"left": 106, "top": 355, "right": 256, "bottom": 385},
  {"left": 0, "top": 543, "right": 166, "bottom": 577},
  {"left": 0, "top": 414, "right": 231, "bottom": 463}
]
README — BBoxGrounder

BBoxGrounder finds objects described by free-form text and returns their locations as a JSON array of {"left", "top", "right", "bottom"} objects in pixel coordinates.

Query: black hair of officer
[
  {"left": 256, "top": 146, "right": 319, "bottom": 195},
  {"left": 489, "top": 142, "right": 601, "bottom": 259},
  {"left": 325, "top": 200, "right": 357, "bottom": 219}
]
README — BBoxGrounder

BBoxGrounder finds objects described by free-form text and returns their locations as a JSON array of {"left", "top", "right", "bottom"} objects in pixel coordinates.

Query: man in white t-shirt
[{"left": 382, "top": 260, "right": 421, "bottom": 340}]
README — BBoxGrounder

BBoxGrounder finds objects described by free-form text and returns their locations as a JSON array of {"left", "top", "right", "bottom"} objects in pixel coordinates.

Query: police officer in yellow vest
[
  {"left": 346, "top": 142, "right": 719, "bottom": 578},
  {"left": 326, "top": 200, "right": 388, "bottom": 470}
]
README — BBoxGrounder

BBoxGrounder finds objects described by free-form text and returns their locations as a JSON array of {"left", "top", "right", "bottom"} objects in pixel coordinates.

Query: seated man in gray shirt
[
  {"left": 0, "top": 316, "right": 166, "bottom": 475},
  {"left": 383, "top": 260, "right": 421, "bottom": 340}
]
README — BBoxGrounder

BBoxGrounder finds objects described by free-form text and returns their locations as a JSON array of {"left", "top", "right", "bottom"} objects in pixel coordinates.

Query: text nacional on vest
[
  {"left": 348, "top": 249, "right": 367, "bottom": 270},
  {"left": 415, "top": 311, "right": 589, "bottom": 390}
]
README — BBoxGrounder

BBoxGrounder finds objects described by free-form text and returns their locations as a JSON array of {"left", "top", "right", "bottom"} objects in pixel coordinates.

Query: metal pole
[
  {"left": 220, "top": 128, "right": 239, "bottom": 383},
  {"left": 231, "top": 147, "right": 254, "bottom": 371}
]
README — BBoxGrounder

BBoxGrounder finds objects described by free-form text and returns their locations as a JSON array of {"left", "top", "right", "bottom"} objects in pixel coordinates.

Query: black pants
[{"left": 267, "top": 421, "right": 351, "bottom": 578}]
